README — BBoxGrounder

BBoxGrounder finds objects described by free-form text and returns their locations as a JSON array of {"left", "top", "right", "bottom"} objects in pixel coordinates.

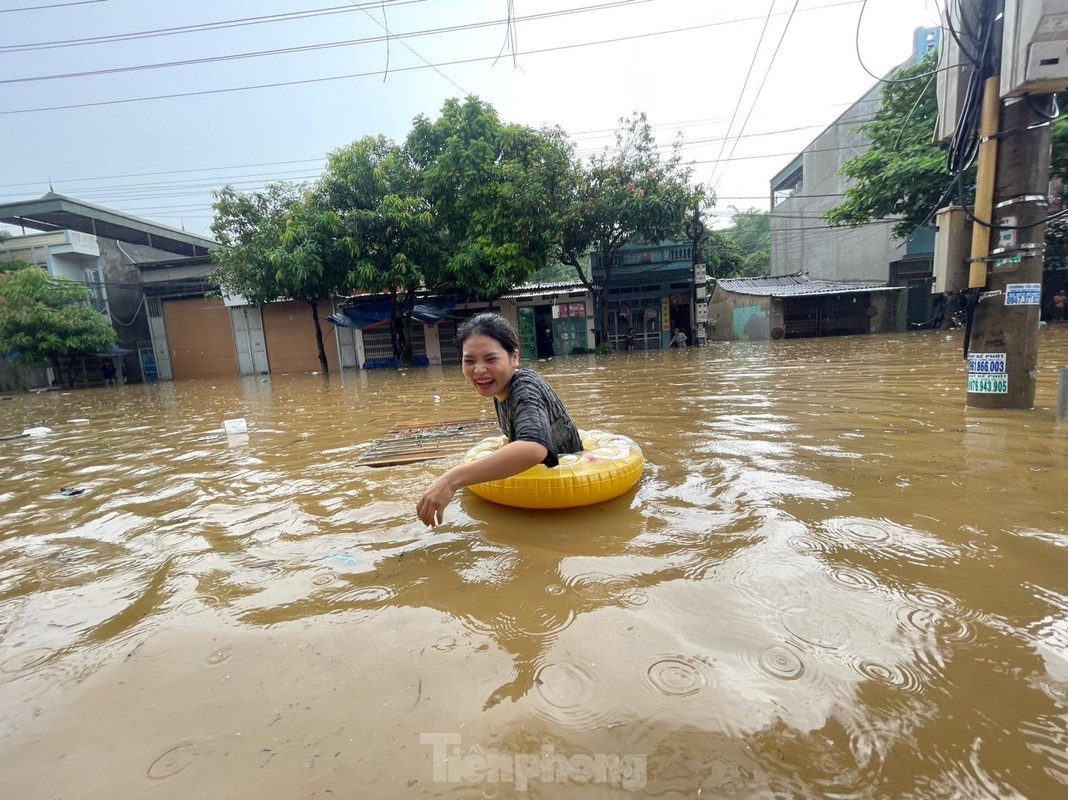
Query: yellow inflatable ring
[{"left": 463, "top": 429, "right": 645, "bottom": 509}]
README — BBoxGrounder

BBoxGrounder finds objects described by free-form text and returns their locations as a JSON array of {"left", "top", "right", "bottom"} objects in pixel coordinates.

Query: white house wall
[{"left": 770, "top": 84, "right": 905, "bottom": 282}]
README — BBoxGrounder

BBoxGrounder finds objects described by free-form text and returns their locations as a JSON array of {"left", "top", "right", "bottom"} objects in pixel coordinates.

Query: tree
[
  {"left": 317, "top": 135, "right": 446, "bottom": 364},
  {"left": 824, "top": 50, "right": 949, "bottom": 239},
  {"left": 556, "top": 112, "right": 693, "bottom": 339},
  {"left": 1043, "top": 104, "right": 1068, "bottom": 271},
  {"left": 704, "top": 229, "right": 746, "bottom": 279},
  {"left": 406, "top": 96, "right": 580, "bottom": 300},
  {"left": 724, "top": 207, "right": 770, "bottom": 275},
  {"left": 0, "top": 263, "right": 116, "bottom": 388},
  {"left": 824, "top": 52, "right": 1068, "bottom": 271},
  {"left": 211, "top": 183, "right": 348, "bottom": 373}
]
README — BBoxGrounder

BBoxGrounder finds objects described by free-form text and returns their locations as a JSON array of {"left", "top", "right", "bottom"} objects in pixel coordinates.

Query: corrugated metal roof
[
  {"left": 715, "top": 274, "right": 902, "bottom": 298},
  {"left": 0, "top": 192, "right": 217, "bottom": 258}
]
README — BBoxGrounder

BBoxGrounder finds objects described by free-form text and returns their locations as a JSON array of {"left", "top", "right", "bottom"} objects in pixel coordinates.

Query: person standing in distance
[{"left": 417, "top": 314, "right": 582, "bottom": 526}]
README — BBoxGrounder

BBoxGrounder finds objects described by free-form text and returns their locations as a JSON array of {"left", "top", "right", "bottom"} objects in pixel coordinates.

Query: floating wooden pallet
[{"left": 356, "top": 418, "right": 500, "bottom": 467}]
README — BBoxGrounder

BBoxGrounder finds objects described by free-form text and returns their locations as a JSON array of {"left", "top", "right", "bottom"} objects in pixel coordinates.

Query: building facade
[
  {"left": 0, "top": 193, "right": 217, "bottom": 389},
  {"left": 591, "top": 240, "right": 700, "bottom": 349},
  {"left": 768, "top": 27, "right": 941, "bottom": 334}
]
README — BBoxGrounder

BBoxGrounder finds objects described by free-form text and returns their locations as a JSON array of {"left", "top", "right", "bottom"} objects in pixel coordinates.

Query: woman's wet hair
[{"left": 457, "top": 313, "right": 520, "bottom": 355}]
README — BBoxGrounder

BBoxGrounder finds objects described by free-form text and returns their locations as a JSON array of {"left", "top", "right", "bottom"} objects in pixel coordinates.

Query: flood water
[{"left": 1, "top": 328, "right": 1067, "bottom": 798}]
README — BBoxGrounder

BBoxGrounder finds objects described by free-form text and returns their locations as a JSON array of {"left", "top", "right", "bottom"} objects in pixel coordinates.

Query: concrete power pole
[
  {"left": 689, "top": 204, "right": 708, "bottom": 346},
  {"left": 966, "top": 98, "right": 1052, "bottom": 408},
  {"left": 963, "top": 0, "right": 1056, "bottom": 409}
]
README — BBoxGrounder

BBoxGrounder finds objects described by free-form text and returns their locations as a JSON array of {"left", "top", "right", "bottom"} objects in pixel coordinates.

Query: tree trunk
[
  {"left": 49, "top": 355, "right": 63, "bottom": 389},
  {"left": 598, "top": 257, "right": 613, "bottom": 347},
  {"left": 388, "top": 291, "right": 403, "bottom": 362},
  {"left": 309, "top": 299, "right": 329, "bottom": 374},
  {"left": 402, "top": 309, "right": 415, "bottom": 367}
]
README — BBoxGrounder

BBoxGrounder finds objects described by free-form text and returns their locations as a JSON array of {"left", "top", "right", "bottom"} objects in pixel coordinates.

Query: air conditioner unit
[{"left": 1002, "top": 0, "right": 1068, "bottom": 97}]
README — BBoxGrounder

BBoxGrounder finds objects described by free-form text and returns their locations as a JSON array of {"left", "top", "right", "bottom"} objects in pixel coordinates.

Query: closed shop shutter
[
  {"left": 262, "top": 300, "right": 341, "bottom": 374},
  {"left": 162, "top": 297, "right": 238, "bottom": 379},
  {"left": 361, "top": 322, "right": 426, "bottom": 364}
]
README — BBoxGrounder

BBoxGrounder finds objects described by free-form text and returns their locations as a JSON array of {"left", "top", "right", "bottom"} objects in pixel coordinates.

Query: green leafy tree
[
  {"left": 0, "top": 264, "right": 116, "bottom": 388},
  {"left": 704, "top": 229, "right": 745, "bottom": 279},
  {"left": 406, "top": 96, "right": 579, "bottom": 300},
  {"left": 824, "top": 52, "right": 1068, "bottom": 271},
  {"left": 211, "top": 183, "right": 348, "bottom": 373},
  {"left": 724, "top": 207, "right": 770, "bottom": 275},
  {"left": 1043, "top": 105, "right": 1068, "bottom": 270},
  {"left": 317, "top": 135, "right": 446, "bottom": 364},
  {"left": 557, "top": 112, "right": 693, "bottom": 339},
  {"left": 824, "top": 50, "right": 948, "bottom": 239}
]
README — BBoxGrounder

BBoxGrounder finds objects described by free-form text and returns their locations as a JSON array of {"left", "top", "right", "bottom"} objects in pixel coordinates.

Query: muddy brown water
[{"left": 1, "top": 329, "right": 1066, "bottom": 798}]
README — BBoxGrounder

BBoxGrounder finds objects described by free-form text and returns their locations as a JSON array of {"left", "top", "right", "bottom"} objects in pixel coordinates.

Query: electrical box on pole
[
  {"left": 935, "top": 0, "right": 979, "bottom": 143},
  {"left": 932, "top": 206, "right": 972, "bottom": 294},
  {"left": 1001, "top": 0, "right": 1068, "bottom": 97}
]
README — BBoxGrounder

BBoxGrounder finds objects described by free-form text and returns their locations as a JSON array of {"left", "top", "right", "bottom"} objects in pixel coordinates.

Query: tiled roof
[{"left": 715, "top": 274, "right": 901, "bottom": 297}]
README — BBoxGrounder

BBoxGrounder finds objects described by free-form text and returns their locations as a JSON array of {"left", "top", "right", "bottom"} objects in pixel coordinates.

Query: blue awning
[{"left": 327, "top": 299, "right": 455, "bottom": 330}]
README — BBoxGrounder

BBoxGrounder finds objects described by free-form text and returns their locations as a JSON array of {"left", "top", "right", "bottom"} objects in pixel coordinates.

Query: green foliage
[
  {"left": 527, "top": 260, "right": 582, "bottom": 284},
  {"left": 726, "top": 208, "right": 770, "bottom": 275},
  {"left": 211, "top": 182, "right": 349, "bottom": 372},
  {"left": 557, "top": 112, "right": 693, "bottom": 336},
  {"left": 318, "top": 135, "right": 445, "bottom": 363},
  {"left": 0, "top": 264, "right": 116, "bottom": 387},
  {"left": 825, "top": 50, "right": 949, "bottom": 239},
  {"left": 702, "top": 208, "right": 771, "bottom": 279},
  {"left": 406, "top": 97, "right": 579, "bottom": 300},
  {"left": 704, "top": 229, "right": 745, "bottom": 278}
]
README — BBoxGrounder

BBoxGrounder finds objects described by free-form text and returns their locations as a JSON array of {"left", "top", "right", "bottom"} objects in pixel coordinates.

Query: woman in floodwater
[{"left": 416, "top": 313, "right": 583, "bottom": 526}]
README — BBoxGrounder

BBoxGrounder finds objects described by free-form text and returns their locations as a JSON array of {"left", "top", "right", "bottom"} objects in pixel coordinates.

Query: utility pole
[
  {"left": 966, "top": 97, "right": 1052, "bottom": 408},
  {"left": 962, "top": 0, "right": 1056, "bottom": 409},
  {"left": 689, "top": 203, "right": 708, "bottom": 346}
]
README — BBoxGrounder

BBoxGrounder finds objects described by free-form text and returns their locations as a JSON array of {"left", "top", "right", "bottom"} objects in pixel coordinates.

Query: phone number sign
[
  {"left": 1005, "top": 283, "right": 1041, "bottom": 306},
  {"left": 967, "top": 352, "right": 1008, "bottom": 393}
]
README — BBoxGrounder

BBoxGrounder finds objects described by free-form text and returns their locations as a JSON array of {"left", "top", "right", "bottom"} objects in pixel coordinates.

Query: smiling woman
[{"left": 416, "top": 313, "right": 584, "bottom": 526}]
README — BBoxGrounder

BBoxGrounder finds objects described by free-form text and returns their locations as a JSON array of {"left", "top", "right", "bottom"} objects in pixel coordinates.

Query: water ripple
[
  {"left": 644, "top": 655, "right": 708, "bottom": 697},
  {"left": 532, "top": 660, "right": 611, "bottom": 729},
  {"left": 757, "top": 645, "right": 807, "bottom": 682}
]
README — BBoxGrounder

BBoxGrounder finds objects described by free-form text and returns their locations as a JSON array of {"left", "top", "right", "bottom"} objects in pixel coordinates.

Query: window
[{"left": 84, "top": 268, "right": 107, "bottom": 314}]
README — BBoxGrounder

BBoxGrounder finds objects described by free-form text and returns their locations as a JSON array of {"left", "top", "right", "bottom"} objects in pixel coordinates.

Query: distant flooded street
[{"left": 1, "top": 328, "right": 1066, "bottom": 798}]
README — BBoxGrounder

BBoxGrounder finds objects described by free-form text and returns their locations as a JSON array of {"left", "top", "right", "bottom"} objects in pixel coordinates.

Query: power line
[
  {"left": 853, "top": 0, "right": 941, "bottom": 84},
  {"left": 345, "top": 0, "right": 468, "bottom": 96},
  {"left": 0, "top": 0, "right": 106, "bottom": 13},
  {"left": 0, "top": 158, "right": 327, "bottom": 191},
  {"left": 0, "top": 0, "right": 865, "bottom": 116},
  {"left": 711, "top": 0, "right": 801, "bottom": 191},
  {"left": 706, "top": 0, "right": 777, "bottom": 189},
  {"left": 0, "top": 0, "right": 422, "bottom": 53},
  {"left": 0, "top": 0, "right": 644, "bottom": 86}
]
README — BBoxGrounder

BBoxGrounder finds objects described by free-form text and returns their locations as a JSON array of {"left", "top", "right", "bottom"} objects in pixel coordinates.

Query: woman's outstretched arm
[{"left": 416, "top": 440, "right": 548, "bottom": 526}]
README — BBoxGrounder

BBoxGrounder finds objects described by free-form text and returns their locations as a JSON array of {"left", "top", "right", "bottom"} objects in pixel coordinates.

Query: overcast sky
[{"left": 0, "top": 0, "right": 941, "bottom": 239}]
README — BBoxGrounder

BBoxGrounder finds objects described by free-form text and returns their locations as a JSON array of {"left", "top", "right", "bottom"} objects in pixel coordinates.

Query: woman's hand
[
  {"left": 417, "top": 473, "right": 459, "bottom": 527},
  {"left": 415, "top": 440, "right": 548, "bottom": 527}
]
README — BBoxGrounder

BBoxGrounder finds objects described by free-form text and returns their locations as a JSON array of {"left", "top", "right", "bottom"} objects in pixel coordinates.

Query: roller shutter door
[
  {"left": 162, "top": 297, "right": 238, "bottom": 379},
  {"left": 262, "top": 300, "right": 341, "bottom": 374}
]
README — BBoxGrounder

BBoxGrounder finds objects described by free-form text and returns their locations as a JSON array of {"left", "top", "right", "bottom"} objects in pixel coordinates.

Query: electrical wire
[
  {"left": 0, "top": 0, "right": 423, "bottom": 53},
  {"left": 0, "top": 0, "right": 644, "bottom": 86},
  {"left": 706, "top": 0, "right": 777, "bottom": 188},
  {"left": 0, "top": 0, "right": 866, "bottom": 116},
  {"left": 0, "top": 0, "right": 106, "bottom": 13},
  {"left": 854, "top": 0, "right": 942, "bottom": 84},
  {"left": 347, "top": 0, "right": 468, "bottom": 95},
  {"left": 711, "top": 0, "right": 801, "bottom": 191}
]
